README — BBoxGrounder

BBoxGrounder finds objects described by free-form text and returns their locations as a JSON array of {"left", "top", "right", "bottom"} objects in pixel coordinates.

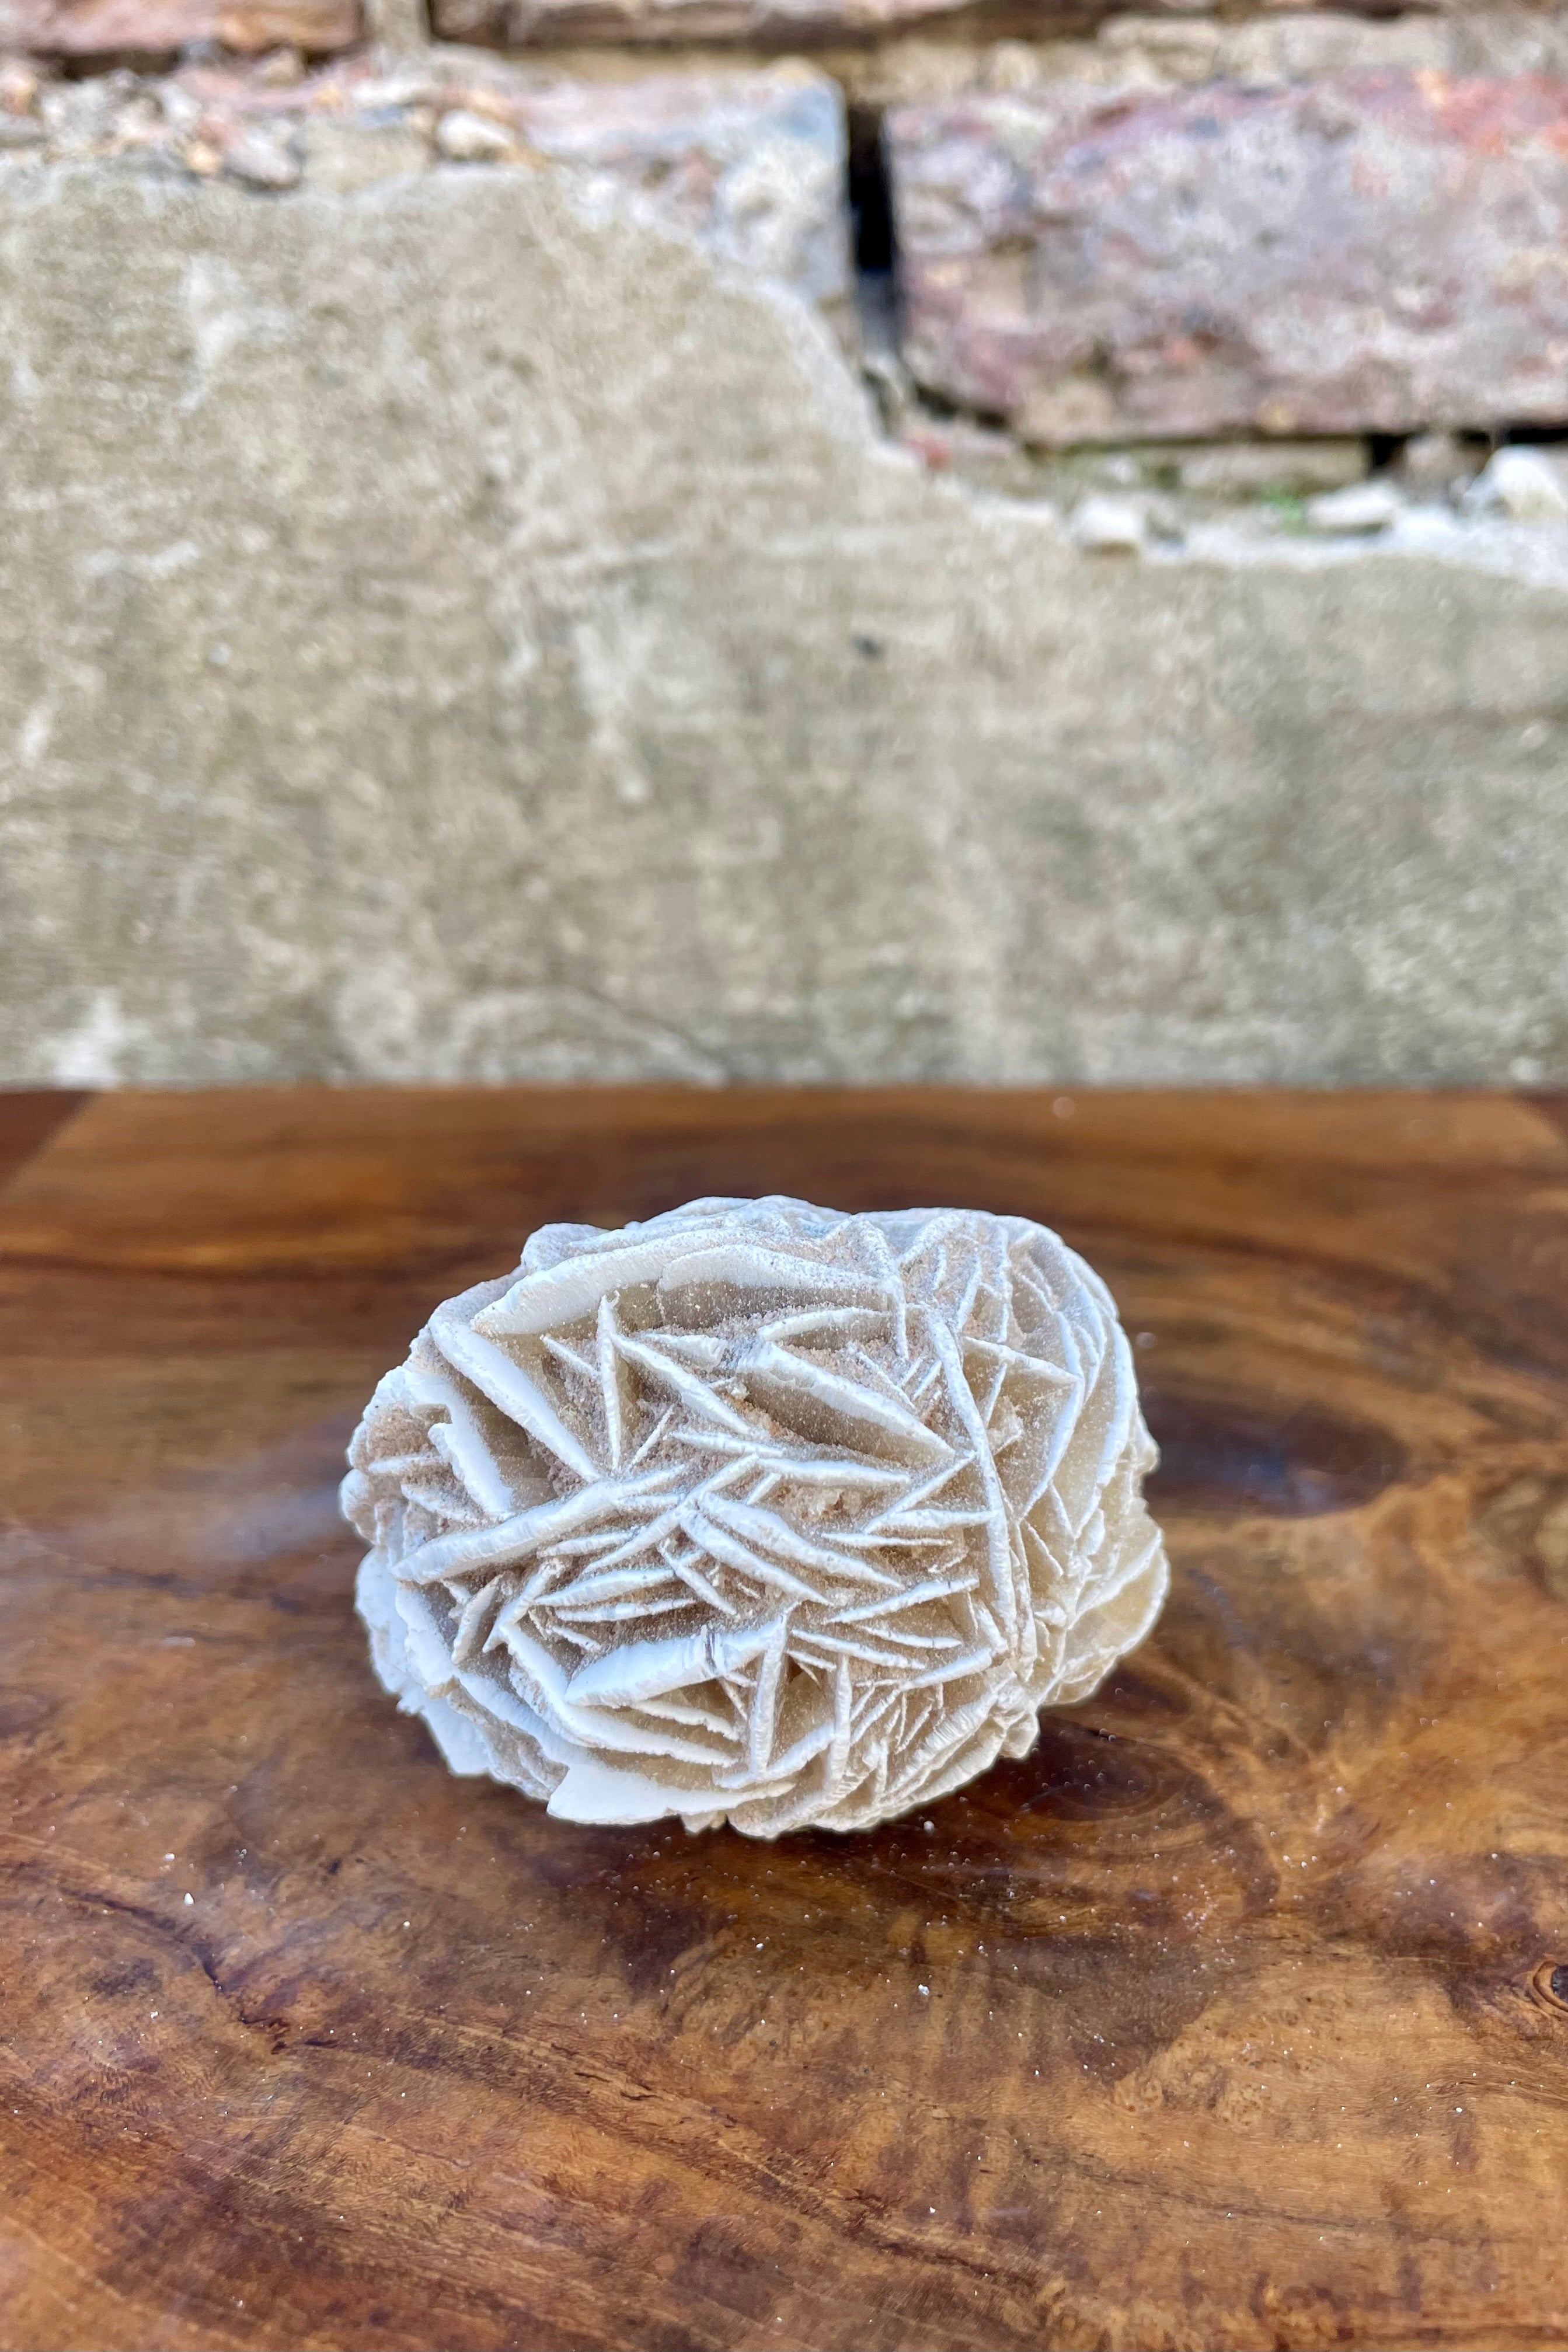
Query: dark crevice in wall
[
  {"left": 54, "top": 47, "right": 184, "bottom": 72},
  {"left": 902, "top": 379, "right": 1012, "bottom": 436},
  {"left": 848, "top": 106, "right": 894, "bottom": 275},
  {"left": 847, "top": 104, "right": 901, "bottom": 367}
]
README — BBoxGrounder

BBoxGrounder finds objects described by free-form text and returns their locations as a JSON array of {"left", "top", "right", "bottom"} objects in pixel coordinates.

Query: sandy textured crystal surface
[{"left": 342, "top": 1196, "right": 1169, "bottom": 1834}]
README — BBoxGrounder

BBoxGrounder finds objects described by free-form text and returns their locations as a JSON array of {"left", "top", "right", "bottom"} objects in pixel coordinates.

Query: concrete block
[{"left": 2, "top": 159, "right": 1568, "bottom": 1086}]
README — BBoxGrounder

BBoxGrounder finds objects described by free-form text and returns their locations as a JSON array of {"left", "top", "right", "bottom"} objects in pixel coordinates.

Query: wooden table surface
[{"left": 2, "top": 1088, "right": 1566, "bottom": 2352}]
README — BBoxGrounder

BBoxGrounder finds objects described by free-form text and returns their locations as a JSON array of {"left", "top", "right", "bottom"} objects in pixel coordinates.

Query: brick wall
[{"left": 5, "top": 0, "right": 1568, "bottom": 518}]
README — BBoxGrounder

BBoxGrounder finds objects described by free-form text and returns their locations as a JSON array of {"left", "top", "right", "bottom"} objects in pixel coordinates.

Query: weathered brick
[
  {"left": 432, "top": 0, "right": 968, "bottom": 51},
  {"left": 890, "top": 74, "right": 1568, "bottom": 442},
  {"left": 0, "top": 0, "right": 360, "bottom": 55}
]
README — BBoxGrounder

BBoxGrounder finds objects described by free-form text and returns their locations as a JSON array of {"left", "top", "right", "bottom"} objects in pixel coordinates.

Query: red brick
[
  {"left": 889, "top": 74, "right": 1568, "bottom": 442},
  {"left": 0, "top": 0, "right": 360, "bottom": 55}
]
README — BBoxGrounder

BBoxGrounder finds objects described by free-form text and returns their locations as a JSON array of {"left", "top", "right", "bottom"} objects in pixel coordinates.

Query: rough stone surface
[
  {"left": 0, "top": 0, "right": 358, "bottom": 54},
  {"left": 890, "top": 73, "right": 1568, "bottom": 442},
  {"left": 1068, "top": 493, "right": 1145, "bottom": 553},
  {"left": 4, "top": 162, "right": 1568, "bottom": 1086},
  {"left": 0, "top": 58, "right": 851, "bottom": 328},
  {"left": 1305, "top": 481, "right": 1400, "bottom": 536},
  {"left": 1397, "top": 430, "right": 1482, "bottom": 493},
  {"left": 1466, "top": 443, "right": 1568, "bottom": 522}
]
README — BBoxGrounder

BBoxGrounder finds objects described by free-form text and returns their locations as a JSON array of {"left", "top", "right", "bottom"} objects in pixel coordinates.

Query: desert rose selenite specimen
[{"left": 342, "top": 1197, "right": 1168, "bottom": 1835}]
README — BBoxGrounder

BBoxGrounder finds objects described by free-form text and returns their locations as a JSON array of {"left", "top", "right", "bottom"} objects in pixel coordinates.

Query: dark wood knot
[{"left": 1529, "top": 1959, "right": 1568, "bottom": 2014}]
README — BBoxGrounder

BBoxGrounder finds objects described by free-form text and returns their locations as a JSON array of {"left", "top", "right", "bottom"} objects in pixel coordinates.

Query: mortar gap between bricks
[{"left": 56, "top": 47, "right": 189, "bottom": 75}]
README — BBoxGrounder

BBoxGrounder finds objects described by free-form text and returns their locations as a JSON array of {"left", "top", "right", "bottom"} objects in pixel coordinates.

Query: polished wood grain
[
  {"left": 0, "top": 1089, "right": 86, "bottom": 1192},
  {"left": 2, "top": 1088, "right": 1566, "bottom": 2352}
]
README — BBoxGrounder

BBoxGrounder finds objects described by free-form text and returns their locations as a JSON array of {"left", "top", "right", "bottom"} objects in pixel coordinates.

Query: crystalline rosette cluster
[{"left": 342, "top": 1195, "right": 1168, "bottom": 1835}]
